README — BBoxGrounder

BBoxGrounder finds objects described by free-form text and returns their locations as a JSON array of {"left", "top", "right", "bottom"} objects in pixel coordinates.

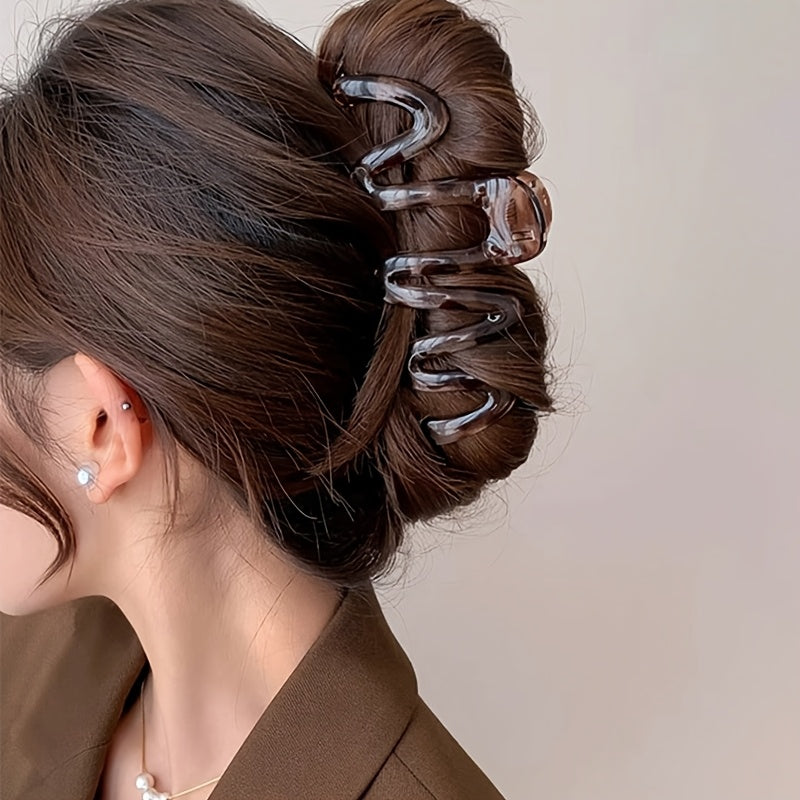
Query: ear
[{"left": 72, "top": 353, "right": 150, "bottom": 504}]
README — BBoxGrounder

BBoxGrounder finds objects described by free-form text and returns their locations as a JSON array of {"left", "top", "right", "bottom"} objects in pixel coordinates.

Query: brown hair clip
[{"left": 333, "top": 74, "right": 552, "bottom": 445}]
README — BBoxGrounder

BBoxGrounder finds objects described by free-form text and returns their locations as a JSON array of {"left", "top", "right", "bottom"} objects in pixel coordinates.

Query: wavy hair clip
[{"left": 332, "top": 74, "right": 552, "bottom": 445}]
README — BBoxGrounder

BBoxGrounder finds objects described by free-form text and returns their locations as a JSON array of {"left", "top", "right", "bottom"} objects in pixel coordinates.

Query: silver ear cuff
[{"left": 75, "top": 400, "right": 132, "bottom": 488}]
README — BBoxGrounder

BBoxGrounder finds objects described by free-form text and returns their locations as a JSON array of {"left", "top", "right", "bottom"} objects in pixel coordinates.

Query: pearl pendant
[
  {"left": 143, "top": 790, "right": 169, "bottom": 800},
  {"left": 135, "top": 771, "right": 168, "bottom": 800},
  {"left": 135, "top": 772, "right": 154, "bottom": 791}
]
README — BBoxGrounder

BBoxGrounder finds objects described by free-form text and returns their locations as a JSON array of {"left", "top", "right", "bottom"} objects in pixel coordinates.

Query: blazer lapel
[
  {"left": 1, "top": 581, "right": 420, "bottom": 800},
  {"left": 207, "top": 581, "right": 419, "bottom": 798}
]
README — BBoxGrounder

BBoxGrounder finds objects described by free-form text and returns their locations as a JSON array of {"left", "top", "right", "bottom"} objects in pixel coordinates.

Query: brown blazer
[{"left": 1, "top": 581, "right": 507, "bottom": 799}]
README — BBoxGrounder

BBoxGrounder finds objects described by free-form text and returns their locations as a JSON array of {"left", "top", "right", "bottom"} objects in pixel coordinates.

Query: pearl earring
[
  {"left": 76, "top": 460, "right": 100, "bottom": 488},
  {"left": 76, "top": 400, "right": 132, "bottom": 488}
]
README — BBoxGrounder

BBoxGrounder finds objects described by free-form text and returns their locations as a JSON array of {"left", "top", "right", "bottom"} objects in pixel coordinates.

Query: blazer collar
[{"left": 7, "top": 581, "right": 419, "bottom": 800}]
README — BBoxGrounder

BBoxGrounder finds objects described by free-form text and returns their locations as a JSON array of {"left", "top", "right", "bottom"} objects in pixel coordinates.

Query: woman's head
[{"left": 0, "top": 0, "right": 557, "bottom": 614}]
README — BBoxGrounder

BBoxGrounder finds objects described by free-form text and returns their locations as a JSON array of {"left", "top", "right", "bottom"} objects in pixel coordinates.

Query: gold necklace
[{"left": 134, "top": 672, "right": 224, "bottom": 800}]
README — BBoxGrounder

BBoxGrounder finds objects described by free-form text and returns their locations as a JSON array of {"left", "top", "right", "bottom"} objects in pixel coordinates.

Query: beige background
[{"left": 3, "top": 0, "right": 798, "bottom": 797}]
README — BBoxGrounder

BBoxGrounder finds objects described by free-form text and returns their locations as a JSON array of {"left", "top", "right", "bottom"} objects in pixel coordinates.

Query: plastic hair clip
[{"left": 333, "top": 74, "right": 552, "bottom": 445}]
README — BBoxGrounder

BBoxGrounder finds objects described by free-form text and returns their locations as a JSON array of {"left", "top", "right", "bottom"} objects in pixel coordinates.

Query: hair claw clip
[{"left": 333, "top": 73, "right": 552, "bottom": 445}]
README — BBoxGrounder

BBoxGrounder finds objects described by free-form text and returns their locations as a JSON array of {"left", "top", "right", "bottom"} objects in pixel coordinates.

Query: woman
[{"left": 0, "top": 0, "right": 555, "bottom": 797}]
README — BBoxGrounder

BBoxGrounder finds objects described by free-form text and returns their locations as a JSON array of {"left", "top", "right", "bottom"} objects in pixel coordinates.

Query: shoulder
[
  {"left": 1, "top": 596, "right": 126, "bottom": 690},
  {"left": 1, "top": 596, "right": 144, "bottom": 799},
  {"left": 362, "top": 697, "right": 508, "bottom": 800},
  {"left": 0, "top": 594, "right": 139, "bottom": 709},
  {"left": 0, "top": 599, "right": 97, "bottom": 794},
  {"left": 0, "top": 600, "right": 85, "bottom": 721}
]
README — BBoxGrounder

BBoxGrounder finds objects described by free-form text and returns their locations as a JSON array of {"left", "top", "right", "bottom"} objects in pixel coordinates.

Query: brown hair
[{"left": 0, "top": 0, "right": 558, "bottom": 592}]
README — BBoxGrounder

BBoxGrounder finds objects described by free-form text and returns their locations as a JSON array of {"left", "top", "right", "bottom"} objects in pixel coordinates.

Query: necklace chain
[{"left": 135, "top": 671, "right": 224, "bottom": 800}]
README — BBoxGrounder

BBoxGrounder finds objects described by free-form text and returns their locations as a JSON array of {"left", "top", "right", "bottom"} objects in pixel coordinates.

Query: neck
[{"left": 104, "top": 522, "right": 342, "bottom": 793}]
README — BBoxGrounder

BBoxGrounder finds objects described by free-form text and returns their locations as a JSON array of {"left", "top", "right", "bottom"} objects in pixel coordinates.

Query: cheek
[{"left": 0, "top": 506, "right": 69, "bottom": 616}]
